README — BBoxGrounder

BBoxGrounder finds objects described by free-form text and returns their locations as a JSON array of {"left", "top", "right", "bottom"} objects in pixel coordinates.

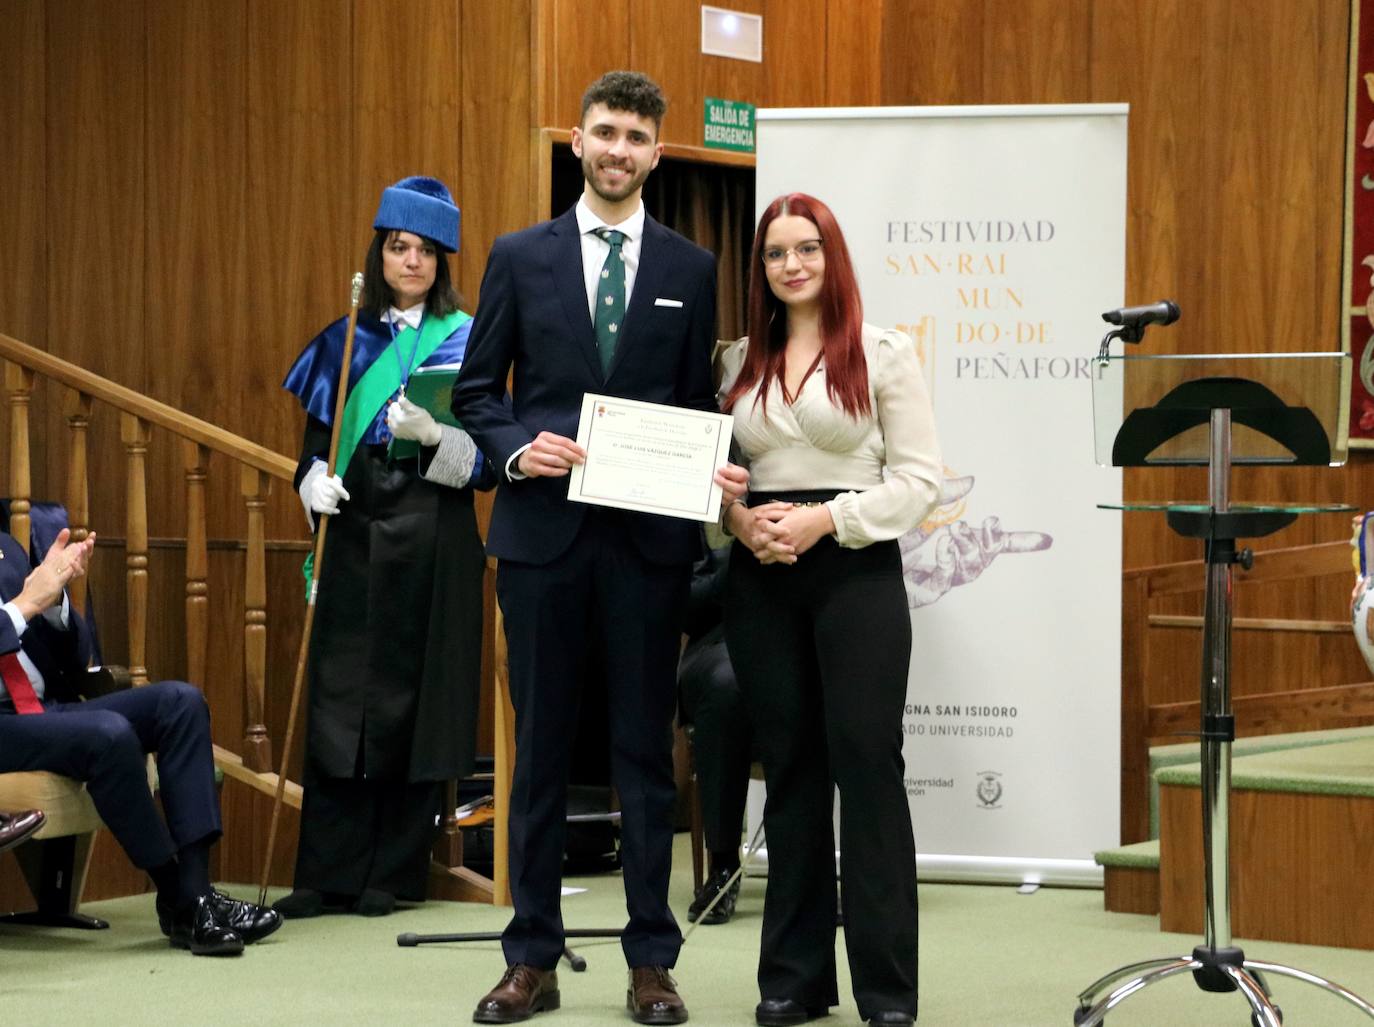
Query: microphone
[{"left": 1101, "top": 300, "right": 1181, "bottom": 329}]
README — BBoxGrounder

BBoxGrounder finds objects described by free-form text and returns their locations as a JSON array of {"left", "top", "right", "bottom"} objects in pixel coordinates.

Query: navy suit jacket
[
  {"left": 0, "top": 532, "right": 90, "bottom": 705},
  {"left": 453, "top": 206, "right": 718, "bottom": 567}
]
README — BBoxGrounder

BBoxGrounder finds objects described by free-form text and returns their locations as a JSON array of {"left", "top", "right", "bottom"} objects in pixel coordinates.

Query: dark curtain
[{"left": 551, "top": 145, "right": 756, "bottom": 347}]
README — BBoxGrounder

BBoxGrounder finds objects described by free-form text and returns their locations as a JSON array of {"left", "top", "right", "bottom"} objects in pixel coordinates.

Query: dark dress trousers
[
  {"left": 0, "top": 532, "right": 220, "bottom": 869},
  {"left": 452, "top": 206, "right": 717, "bottom": 970}
]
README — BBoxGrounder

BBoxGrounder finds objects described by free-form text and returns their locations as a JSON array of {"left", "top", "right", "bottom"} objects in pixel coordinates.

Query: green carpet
[
  {"left": 1156, "top": 738, "right": 1374, "bottom": 798},
  {"left": 2, "top": 834, "right": 1371, "bottom": 1025}
]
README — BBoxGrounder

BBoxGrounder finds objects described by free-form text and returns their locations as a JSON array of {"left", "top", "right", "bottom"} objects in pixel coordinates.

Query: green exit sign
[{"left": 703, "top": 97, "right": 755, "bottom": 153}]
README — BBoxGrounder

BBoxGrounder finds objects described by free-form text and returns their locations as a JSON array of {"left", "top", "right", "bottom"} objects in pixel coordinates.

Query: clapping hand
[{"left": 15, "top": 528, "right": 97, "bottom": 619}]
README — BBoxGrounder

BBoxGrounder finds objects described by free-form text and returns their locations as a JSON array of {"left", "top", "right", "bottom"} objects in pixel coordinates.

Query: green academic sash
[{"left": 333, "top": 307, "right": 472, "bottom": 476}]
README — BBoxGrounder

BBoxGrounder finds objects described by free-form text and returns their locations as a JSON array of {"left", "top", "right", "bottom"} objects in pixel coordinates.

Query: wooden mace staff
[{"left": 258, "top": 271, "right": 364, "bottom": 907}]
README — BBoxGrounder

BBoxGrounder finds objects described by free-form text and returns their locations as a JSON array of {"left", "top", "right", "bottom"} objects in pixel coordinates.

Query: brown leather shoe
[
  {"left": 473, "top": 964, "right": 560, "bottom": 1024},
  {"left": 628, "top": 966, "right": 688, "bottom": 1025}
]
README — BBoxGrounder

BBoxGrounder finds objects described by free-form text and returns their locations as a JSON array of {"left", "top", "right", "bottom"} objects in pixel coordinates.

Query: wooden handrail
[
  {"left": 4, "top": 332, "right": 501, "bottom": 902},
  {"left": 3, "top": 333, "right": 293, "bottom": 787},
  {"left": 0, "top": 332, "right": 295, "bottom": 482}
]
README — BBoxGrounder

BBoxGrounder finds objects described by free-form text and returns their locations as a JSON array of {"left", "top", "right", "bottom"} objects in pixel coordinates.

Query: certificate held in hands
[
  {"left": 388, "top": 363, "right": 462, "bottom": 460},
  {"left": 567, "top": 393, "right": 733, "bottom": 523}
]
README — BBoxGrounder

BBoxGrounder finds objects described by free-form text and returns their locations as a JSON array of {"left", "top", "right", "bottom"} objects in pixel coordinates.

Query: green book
[{"left": 387, "top": 362, "right": 463, "bottom": 460}]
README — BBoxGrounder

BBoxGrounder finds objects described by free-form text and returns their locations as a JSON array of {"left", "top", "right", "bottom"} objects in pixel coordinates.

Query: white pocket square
[{"left": 654, "top": 297, "right": 684, "bottom": 308}]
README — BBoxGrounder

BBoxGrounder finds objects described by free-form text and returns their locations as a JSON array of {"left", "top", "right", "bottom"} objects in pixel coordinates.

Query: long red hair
[{"left": 722, "top": 193, "right": 869, "bottom": 419}]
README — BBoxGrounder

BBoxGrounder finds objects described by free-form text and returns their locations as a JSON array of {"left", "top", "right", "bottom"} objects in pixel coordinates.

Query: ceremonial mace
[{"left": 257, "top": 271, "right": 364, "bottom": 907}]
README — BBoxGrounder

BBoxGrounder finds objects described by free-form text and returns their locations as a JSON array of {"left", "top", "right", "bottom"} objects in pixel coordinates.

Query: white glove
[
  {"left": 299, "top": 460, "right": 350, "bottom": 518},
  {"left": 386, "top": 397, "right": 442, "bottom": 447}
]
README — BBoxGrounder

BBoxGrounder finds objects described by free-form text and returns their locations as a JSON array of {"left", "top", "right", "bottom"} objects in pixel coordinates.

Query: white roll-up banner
[{"left": 747, "top": 104, "right": 1127, "bottom": 887}]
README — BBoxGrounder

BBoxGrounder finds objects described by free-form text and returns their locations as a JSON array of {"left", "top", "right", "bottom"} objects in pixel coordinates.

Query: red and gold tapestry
[{"left": 1347, "top": 0, "right": 1374, "bottom": 444}]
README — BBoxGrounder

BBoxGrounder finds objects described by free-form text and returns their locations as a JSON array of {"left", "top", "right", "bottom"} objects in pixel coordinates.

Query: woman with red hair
[{"left": 719, "top": 193, "right": 942, "bottom": 1027}]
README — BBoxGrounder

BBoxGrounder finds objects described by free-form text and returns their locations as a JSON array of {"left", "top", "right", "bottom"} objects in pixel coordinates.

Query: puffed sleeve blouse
[{"left": 718, "top": 323, "right": 942, "bottom": 548}]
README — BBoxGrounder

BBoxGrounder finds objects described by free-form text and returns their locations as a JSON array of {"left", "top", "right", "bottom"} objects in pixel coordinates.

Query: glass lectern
[{"left": 1075, "top": 352, "right": 1373, "bottom": 1026}]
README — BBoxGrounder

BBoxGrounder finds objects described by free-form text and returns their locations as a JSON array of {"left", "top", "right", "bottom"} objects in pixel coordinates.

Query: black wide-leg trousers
[
  {"left": 496, "top": 511, "right": 689, "bottom": 971},
  {"left": 725, "top": 536, "right": 919, "bottom": 1021},
  {"left": 292, "top": 762, "right": 443, "bottom": 902}
]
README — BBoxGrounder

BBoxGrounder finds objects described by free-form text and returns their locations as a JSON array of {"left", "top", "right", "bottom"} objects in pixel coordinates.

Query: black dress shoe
[
  {"left": 168, "top": 895, "right": 244, "bottom": 956},
  {"left": 207, "top": 889, "right": 283, "bottom": 943},
  {"left": 0, "top": 809, "right": 45, "bottom": 854},
  {"left": 867, "top": 1014, "right": 913, "bottom": 1026},
  {"left": 271, "top": 888, "right": 350, "bottom": 919},
  {"left": 354, "top": 888, "right": 395, "bottom": 917},
  {"left": 755, "top": 999, "right": 829, "bottom": 1026},
  {"left": 687, "top": 866, "right": 740, "bottom": 925}
]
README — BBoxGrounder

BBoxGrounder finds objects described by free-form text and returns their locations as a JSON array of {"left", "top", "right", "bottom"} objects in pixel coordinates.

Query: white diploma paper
[{"left": 567, "top": 394, "right": 733, "bottom": 522}]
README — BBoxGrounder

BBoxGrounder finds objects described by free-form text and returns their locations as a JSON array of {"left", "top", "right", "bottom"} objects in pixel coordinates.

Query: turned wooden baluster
[
  {"left": 63, "top": 389, "right": 93, "bottom": 615},
  {"left": 241, "top": 466, "right": 273, "bottom": 772},
  {"left": 5, "top": 361, "right": 34, "bottom": 553},
  {"left": 184, "top": 441, "right": 210, "bottom": 689},
  {"left": 120, "top": 414, "right": 150, "bottom": 686}
]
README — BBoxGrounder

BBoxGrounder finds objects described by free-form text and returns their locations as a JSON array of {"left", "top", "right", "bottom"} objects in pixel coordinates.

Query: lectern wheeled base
[{"left": 1073, "top": 943, "right": 1374, "bottom": 1025}]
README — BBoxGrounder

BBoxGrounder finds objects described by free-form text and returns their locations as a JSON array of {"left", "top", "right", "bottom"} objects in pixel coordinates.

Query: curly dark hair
[{"left": 579, "top": 71, "right": 667, "bottom": 133}]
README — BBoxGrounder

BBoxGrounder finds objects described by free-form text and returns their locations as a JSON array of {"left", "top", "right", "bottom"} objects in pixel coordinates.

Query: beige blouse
[{"left": 718, "top": 323, "right": 942, "bottom": 549}]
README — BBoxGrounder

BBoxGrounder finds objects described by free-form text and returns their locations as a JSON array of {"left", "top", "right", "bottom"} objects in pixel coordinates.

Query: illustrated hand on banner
[{"left": 899, "top": 472, "right": 1053, "bottom": 609}]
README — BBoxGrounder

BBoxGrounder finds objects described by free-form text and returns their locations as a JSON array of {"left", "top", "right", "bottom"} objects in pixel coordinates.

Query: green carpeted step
[
  {"left": 1154, "top": 737, "right": 1374, "bottom": 798},
  {"left": 1093, "top": 837, "right": 1159, "bottom": 870},
  {"left": 1147, "top": 724, "right": 1374, "bottom": 836}
]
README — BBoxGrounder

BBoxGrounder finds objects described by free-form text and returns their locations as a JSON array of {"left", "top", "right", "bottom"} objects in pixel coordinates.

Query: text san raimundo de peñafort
[{"left": 883, "top": 217, "right": 1105, "bottom": 382}]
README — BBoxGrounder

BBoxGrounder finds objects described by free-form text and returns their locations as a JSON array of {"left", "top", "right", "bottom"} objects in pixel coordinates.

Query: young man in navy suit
[{"left": 454, "top": 71, "right": 746, "bottom": 1025}]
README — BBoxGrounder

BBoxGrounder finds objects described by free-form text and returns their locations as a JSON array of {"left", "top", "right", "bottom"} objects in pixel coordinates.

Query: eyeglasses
[{"left": 761, "top": 240, "right": 823, "bottom": 268}]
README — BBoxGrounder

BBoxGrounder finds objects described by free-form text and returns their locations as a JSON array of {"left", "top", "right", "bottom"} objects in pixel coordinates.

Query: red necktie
[{"left": 0, "top": 652, "right": 44, "bottom": 714}]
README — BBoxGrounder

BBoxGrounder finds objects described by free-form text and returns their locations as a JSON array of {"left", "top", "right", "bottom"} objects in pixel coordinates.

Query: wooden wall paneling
[
  {"left": 629, "top": 0, "right": 703, "bottom": 148},
  {"left": 351, "top": 0, "right": 463, "bottom": 296},
  {"left": 459, "top": 0, "right": 536, "bottom": 307},
  {"left": 880, "top": 0, "right": 985, "bottom": 106},
  {"left": 41, "top": 0, "right": 147, "bottom": 533},
  {"left": 753, "top": 0, "right": 826, "bottom": 110},
  {"left": 979, "top": 0, "right": 1091, "bottom": 105},
  {"left": 824, "top": 0, "right": 883, "bottom": 107},
  {"left": 247, "top": 0, "right": 355, "bottom": 542},
  {"left": 1190, "top": 1, "right": 1351, "bottom": 632},
  {"left": 0, "top": 1, "right": 46, "bottom": 344},
  {"left": 144, "top": 0, "right": 251, "bottom": 541},
  {"left": 0, "top": 0, "right": 50, "bottom": 513},
  {"left": 538, "top": 0, "right": 632, "bottom": 131}
]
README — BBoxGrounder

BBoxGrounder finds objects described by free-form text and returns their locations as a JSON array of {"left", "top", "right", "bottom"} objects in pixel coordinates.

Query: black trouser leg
[
  {"left": 726, "top": 548, "right": 839, "bottom": 1011},
  {"left": 595, "top": 527, "right": 688, "bottom": 969},
  {"left": 0, "top": 681, "right": 220, "bottom": 870},
  {"left": 813, "top": 543, "right": 918, "bottom": 1020},
  {"left": 496, "top": 549, "right": 590, "bottom": 970}
]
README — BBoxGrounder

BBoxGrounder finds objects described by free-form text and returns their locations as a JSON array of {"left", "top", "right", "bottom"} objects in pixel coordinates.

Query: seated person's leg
[{"left": 679, "top": 635, "right": 752, "bottom": 924}]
